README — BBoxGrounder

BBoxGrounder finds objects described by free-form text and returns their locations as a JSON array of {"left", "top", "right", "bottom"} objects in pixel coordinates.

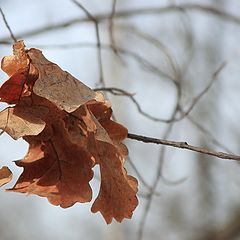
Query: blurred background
[{"left": 1, "top": 0, "right": 240, "bottom": 239}]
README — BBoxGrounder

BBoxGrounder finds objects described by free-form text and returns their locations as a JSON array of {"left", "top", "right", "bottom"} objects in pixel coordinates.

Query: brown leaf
[
  {"left": 0, "top": 41, "right": 138, "bottom": 223},
  {"left": 7, "top": 96, "right": 95, "bottom": 207},
  {"left": 71, "top": 103, "right": 138, "bottom": 223},
  {"left": 27, "top": 48, "right": 103, "bottom": 113},
  {"left": 0, "top": 69, "right": 28, "bottom": 104},
  {"left": 0, "top": 166, "right": 12, "bottom": 187},
  {"left": 0, "top": 105, "right": 47, "bottom": 140},
  {"left": 91, "top": 142, "right": 138, "bottom": 224},
  {"left": 8, "top": 122, "right": 94, "bottom": 207},
  {"left": 1, "top": 41, "right": 29, "bottom": 76},
  {"left": 0, "top": 41, "right": 30, "bottom": 104}
]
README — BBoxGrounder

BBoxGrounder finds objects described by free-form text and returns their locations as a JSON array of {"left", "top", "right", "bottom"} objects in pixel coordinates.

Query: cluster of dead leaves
[{"left": 0, "top": 41, "right": 138, "bottom": 223}]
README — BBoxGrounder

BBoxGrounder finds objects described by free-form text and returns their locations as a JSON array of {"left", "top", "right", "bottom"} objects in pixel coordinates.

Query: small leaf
[
  {"left": 1, "top": 40, "right": 29, "bottom": 77},
  {"left": 0, "top": 69, "right": 28, "bottom": 104},
  {"left": 91, "top": 142, "right": 138, "bottom": 224},
  {"left": 0, "top": 166, "right": 12, "bottom": 187},
  {"left": 0, "top": 105, "right": 47, "bottom": 140}
]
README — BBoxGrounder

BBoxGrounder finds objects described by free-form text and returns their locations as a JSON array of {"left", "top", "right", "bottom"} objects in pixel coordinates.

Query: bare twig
[
  {"left": 94, "top": 87, "right": 171, "bottom": 122},
  {"left": 186, "top": 115, "right": 233, "bottom": 154},
  {"left": 127, "top": 133, "right": 240, "bottom": 161},
  {"left": 127, "top": 157, "right": 162, "bottom": 196},
  {"left": 95, "top": 62, "right": 224, "bottom": 124},
  {"left": 109, "top": 0, "right": 118, "bottom": 53},
  {"left": 176, "top": 62, "right": 226, "bottom": 121},
  {"left": 119, "top": 24, "right": 179, "bottom": 80},
  {"left": 138, "top": 191, "right": 161, "bottom": 199},
  {"left": 108, "top": 0, "right": 126, "bottom": 64},
  {"left": 71, "top": 0, "right": 105, "bottom": 86},
  {"left": 160, "top": 174, "right": 188, "bottom": 186},
  {"left": 1, "top": 4, "right": 240, "bottom": 43},
  {"left": 0, "top": 7, "right": 17, "bottom": 43},
  {"left": 95, "top": 85, "right": 233, "bottom": 155},
  {"left": 15, "top": 42, "right": 176, "bottom": 83},
  {"left": 137, "top": 76, "right": 182, "bottom": 239}
]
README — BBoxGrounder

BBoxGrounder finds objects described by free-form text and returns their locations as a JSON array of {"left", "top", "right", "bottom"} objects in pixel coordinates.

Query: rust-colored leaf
[
  {"left": 0, "top": 69, "right": 28, "bottom": 104},
  {"left": 0, "top": 41, "right": 30, "bottom": 104},
  {"left": 9, "top": 121, "right": 94, "bottom": 207},
  {"left": 0, "top": 166, "right": 12, "bottom": 187},
  {"left": 1, "top": 40, "right": 29, "bottom": 76},
  {"left": 91, "top": 142, "right": 138, "bottom": 224},
  {"left": 0, "top": 40, "right": 138, "bottom": 223}
]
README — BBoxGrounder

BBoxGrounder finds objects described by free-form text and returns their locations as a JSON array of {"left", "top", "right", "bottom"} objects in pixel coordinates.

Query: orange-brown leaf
[
  {"left": 9, "top": 135, "right": 94, "bottom": 207},
  {"left": 8, "top": 99, "right": 94, "bottom": 207},
  {"left": 1, "top": 41, "right": 29, "bottom": 76},
  {"left": 0, "top": 166, "right": 12, "bottom": 187},
  {"left": 91, "top": 142, "right": 138, "bottom": 224},
  {"left": 0, "top": 69, "right": 28, "bottom": 104},
  {"left": 1, "top": 41, "right": 138, "bottom": 224}
]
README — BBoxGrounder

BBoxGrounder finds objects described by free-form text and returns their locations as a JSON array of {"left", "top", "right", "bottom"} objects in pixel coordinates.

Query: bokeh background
[{"left": 1, "top": 0, "right": 240, "bottom": 239}]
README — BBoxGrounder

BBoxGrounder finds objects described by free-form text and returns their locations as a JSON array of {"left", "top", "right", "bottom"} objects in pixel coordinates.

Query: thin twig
[
  {"left": 94, "top": 87, "right": 172, "bottom": 122},
  {"left": 109, "top": 0, "right": 118, "bottom": 54},
  {"left": 127, "top": 157, "right": 161, "bottom": 196},
  {"left": 1, "top": 4, "right": 240, "bottom": 42},
  {"left": 186, "top": 114, "right": 233, "bottom": 154},
  {"left": 127, "top": 133, "right": 240, "bottom": 161},
  {"left": 71, "top": 0, "right": 105, "bottom": 86},
  {"left": 95, "top": 86, "right": 233, "bottom": 155},
  {"left": 14, "top": 42, "right": 176, "bottom": 83},
  {"left": 0, "top": 7, "right": 17, "bottom": 43},
  {"left": 119, "top": 24, "right": 179, "bottom": 80},
  {"left": 177, "top": 62, "right": 226, "bottom": 121},
  {"left": 160, "top": 174, "right": 188, "bottom": 186},
  {"left": 137, "top": 75, "right": 182, "bottom": 240}
]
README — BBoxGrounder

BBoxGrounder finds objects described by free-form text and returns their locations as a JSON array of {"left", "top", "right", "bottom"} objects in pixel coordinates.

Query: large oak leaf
[{"left": 0, "top": 41, "right": 138, "bottom": 223}]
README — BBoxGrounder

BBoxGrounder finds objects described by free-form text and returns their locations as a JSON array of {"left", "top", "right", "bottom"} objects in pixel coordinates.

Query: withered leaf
[
  {"left": 0, "top": 41, "right": 29, "bottom": 104},
  {"left": 8, "top": 120, "right": 94, "bottom": 207},
  {"left": 0, "top": 166, "right": 12, "bottom": 187},
  {"left": 1, "top": 41, "right": 29, "bottom": 76},
  {"left": 91, "top": 142, "right": 138, "bottom": 224},
  {"left": 27, "top": 48, "right": 103, "bottom": 113},
  {"left": 0, "top": 41, "right": 138, "bottom": 223},
  {"left": 0, "top": 105, "right": 47, "bottom": 140},
  {"left": 0, "top": 69, "right": 28, "bottom": 104}
]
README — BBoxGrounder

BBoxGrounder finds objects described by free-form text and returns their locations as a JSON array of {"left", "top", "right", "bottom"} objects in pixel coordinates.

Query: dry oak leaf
[
  {"left": 0, "top": 41, "right": 30, "bottom": 104},
  {"left": 28, "top": 48, "right": 104, "bottom": 113},
  {"left": 71, "top": 103, "right": 138, "bottom": 223},
  {"left": 0, "top": 41, "right": 138, "bottom": 223},
  {"left": 0, "top": 105, "right": 47, "bottom": 140},
  {"left": 6, "top": 95, "right": 95, "bottom": 207},
  {"left": 0, "top": 166, "right": 12, "bottom": 187}
]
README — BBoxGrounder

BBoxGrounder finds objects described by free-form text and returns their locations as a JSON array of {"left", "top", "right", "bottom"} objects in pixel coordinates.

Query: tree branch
[
  {"left": 127, "top": 133, "right": 240, "bottom": 161},
  {"left": 71, "top": 0, "right": 105, "bottom": 86},
  {"left": 0, "top": 7, "right": 17, "bottom": 43},
  {"left": 1, "top": 3, "right": 240, "bottom": 42}
]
